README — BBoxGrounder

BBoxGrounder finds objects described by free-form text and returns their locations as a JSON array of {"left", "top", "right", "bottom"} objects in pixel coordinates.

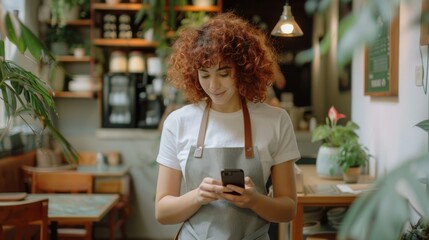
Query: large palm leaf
[{"left": 0, "top": 10, "right": 77, "bottom": 162}]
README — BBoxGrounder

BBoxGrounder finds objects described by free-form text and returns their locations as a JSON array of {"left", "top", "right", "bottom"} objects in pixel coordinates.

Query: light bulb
[{"left": 280, "top": 23, "right": 294, "bottom": 34}]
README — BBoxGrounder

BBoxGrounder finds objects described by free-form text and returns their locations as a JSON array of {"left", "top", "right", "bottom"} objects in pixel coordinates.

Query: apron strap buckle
[{"left": 194, "top": 146, "right": 203, "bottom": 158}]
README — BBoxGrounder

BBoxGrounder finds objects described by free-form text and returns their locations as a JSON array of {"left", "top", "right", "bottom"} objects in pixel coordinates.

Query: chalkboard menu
[{"left": 365, "top": 15, "right": 399, "bottom": 96}]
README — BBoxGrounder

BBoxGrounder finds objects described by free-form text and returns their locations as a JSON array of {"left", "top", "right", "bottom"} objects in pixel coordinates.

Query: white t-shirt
[{"left": 157, "top": 101, "right": 301, "bottom": 182}]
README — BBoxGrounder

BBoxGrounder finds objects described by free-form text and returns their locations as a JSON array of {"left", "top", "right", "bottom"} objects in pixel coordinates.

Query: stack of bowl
[
  {"left": 68, "top": 75, "right": 93, "bottom": 92},
  {"left": 303, "top": 206, "right": 324, "bottom": 235},
  {"left": 326, "top": 207, "right": 347, "bottom": 229}
]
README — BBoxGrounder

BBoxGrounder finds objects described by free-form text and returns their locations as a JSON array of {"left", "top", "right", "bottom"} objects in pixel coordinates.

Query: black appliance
[{"left": 102, "top": 73, "right": 164, "bottom": 129}]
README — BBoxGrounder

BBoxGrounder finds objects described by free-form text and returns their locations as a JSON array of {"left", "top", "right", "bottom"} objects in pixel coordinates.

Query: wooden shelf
[
  {"left": 93, "top": 38, "right": 158, "bottom": 48},
  {"left": 56, "top": 56, "right": 92, "bottom": 62},
  {"left": 47, "top": 19, "right": 92, "bottom": 26},
  {"left": 173, "top": 5, "right": 221, "bottom": 12},
  {"left": 92, "top": 3, "right": 149, "bottom": 11},
  {"left": 52, "top": 91, "right": 98, "bottom": 99},
  {"left": 92, "top": 3, "right": 220, "bottom": 12}
]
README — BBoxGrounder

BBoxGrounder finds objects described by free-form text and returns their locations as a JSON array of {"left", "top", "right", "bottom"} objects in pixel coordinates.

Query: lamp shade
[{"left": 271, "top": 4, "right": 303, "bottom": 37}]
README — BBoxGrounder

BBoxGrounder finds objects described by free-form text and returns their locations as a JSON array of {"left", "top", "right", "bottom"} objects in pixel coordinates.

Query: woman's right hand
[{"left": 195, "top": 177, "right": 224, "bottom": 205}]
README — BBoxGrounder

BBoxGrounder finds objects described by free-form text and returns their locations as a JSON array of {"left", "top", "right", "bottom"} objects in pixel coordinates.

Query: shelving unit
[
  {"left": 42, "top": 14, "right": 97, "bottom": 99},
  {"left": 92, "top": 38, "right": 158, "bottom": 48},
  {"left": 52, "top": 91, "right": 99, "bottom": 99},
  {"left": 88, "top": 0, "right": 223, "bottom": 129},
  {"left": 56, "top": 56, "right": 92, "bottom": 62}
]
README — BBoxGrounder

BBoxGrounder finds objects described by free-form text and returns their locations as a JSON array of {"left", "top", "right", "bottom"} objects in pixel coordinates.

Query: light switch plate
[{"left": 416, "top": 65, "right": 423, "bottom": 86}]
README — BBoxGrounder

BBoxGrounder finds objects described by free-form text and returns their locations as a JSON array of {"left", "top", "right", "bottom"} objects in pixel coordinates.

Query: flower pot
[
  {"left": 342, "top": 167, "right": 361, "bottom": 183},
  {"left": 51, "top": 42, "right": 69, "bottom": 56},
  {"left": 316, "top": 146, "right": 342, "bottom": 179}
]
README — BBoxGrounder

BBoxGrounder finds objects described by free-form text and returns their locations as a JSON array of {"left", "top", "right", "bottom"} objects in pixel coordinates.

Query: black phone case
[{"left": 221, "top": 169, "right": 244, "bottom": 195}]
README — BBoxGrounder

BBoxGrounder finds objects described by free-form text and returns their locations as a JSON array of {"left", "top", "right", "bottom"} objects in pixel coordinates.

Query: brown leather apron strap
[
  {"left": 194, "top": 101, "right": 211, "bottom": 158},
  {"left": 193, "top": 99, "right": 253, "bottom": 159},
  {"left": 242, "top": 99, "right": 253, "bottom": 159}
]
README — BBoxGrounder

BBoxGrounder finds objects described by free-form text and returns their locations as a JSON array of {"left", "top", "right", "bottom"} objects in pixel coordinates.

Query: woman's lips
[{"left": 211, "top": 91, "right": 225, "bottom": 97}]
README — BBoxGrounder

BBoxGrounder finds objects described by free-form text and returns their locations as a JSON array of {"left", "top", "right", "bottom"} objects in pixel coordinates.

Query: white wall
[{"left": 352, "top": 0, "right": 429, "bottom": 177}]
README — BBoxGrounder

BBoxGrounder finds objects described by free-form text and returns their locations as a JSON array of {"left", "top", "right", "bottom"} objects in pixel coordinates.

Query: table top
[
  {"left": 297, "top": 165, "right": 374, "bottom": 204},
  {"left": 0, "top": 194, "right": 119, "bottom": 222}
]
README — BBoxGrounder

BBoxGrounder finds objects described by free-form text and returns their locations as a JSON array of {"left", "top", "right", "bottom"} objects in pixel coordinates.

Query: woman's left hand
[{"left": 220, "top": 176, "right": 259, "bottom": 208}]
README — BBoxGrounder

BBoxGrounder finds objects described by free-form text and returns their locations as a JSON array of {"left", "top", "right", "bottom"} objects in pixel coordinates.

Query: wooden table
[
  {"left": 279, "top": 165, "right": 373, "bottom": 240},
  {"left": 22, "top": 164, "right": 130, "bottom": 193},
  {"left": 28, "top": 193, "right": 118, "bottom": 240}
]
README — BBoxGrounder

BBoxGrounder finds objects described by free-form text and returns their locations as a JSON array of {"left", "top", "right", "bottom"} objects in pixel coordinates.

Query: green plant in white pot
[
  {"left": 311, "top": 106, "right": 359, "bottom": 178},
  {"left": 337, "top": 140, "right": 370, "bottom": 183}
]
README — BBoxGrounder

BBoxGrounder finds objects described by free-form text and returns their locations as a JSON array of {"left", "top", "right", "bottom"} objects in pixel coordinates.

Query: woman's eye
[
  {"left": 200, "top": 75, "right": 210, "bottom": 79},
  {"left": 219, "top": 72, "right": 229, "bottom": 77}
]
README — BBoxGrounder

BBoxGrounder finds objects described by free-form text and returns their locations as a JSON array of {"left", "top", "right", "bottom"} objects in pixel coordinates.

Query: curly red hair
[{"left": 167, "top": 12, "right": 276, "bottom": 103}]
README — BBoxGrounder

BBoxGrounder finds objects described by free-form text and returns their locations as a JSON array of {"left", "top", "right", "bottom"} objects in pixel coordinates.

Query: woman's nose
[{"left": 209, "top": 77, "right": 220, "bottom": 91}]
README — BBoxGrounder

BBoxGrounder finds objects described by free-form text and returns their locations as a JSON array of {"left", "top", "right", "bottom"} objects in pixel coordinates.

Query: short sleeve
[
  {"left": 156, "top": 113, "right": 181, "bottom": 170},
  {"left": 272, "top": 111, "right": 301, "bottom": 164}
]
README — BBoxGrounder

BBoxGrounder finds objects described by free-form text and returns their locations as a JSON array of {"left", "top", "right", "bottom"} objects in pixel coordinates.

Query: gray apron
[{"left": 179, "top": 99, "right": 270, "bottom": 240}]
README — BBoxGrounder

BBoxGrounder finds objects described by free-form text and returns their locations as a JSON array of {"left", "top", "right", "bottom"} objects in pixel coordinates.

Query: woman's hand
[
  {"left": 220, "top": 176, "right": 259, "bottom": 208},
  {"left": 195, "top": 177, "right": 224, "bottom": 205}
]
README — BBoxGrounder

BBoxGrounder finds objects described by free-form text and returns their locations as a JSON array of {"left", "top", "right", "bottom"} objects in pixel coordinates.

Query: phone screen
[{"left": 221, "top": 169, "right": 244, "bottom": 195}]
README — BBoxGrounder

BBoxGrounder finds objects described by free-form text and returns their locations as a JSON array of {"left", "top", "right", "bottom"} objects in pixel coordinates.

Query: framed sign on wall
[{"left": 364, "top": 14, "right": 399, "bottom": 96}]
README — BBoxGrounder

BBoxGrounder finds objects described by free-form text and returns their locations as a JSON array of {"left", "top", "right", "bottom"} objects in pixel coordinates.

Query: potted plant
[
  {"left": 176, "top": 11, "right": 210, "bottom": 34},
  {"left": 50, "top": 0, "right": 88, "bottom": 26},
  {"left": 46, "top": 26, "right": 77, "bottom": 55},
  {"left": 0, "top": 9, "right": 77, "bottom": 162},
  {"left": 337, "top": 140, "right": 370, "bottom": 183},
  {"left": 135, "top": 0, "right": 186, "bottom": 59},
  {"left": 311, "top": 106, "right": 359, "bottom": 178}
]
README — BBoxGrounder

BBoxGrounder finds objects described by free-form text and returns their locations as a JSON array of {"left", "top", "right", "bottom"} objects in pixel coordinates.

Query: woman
[{"left": 155, "top": 12, "right": 300, "bottom": 239}]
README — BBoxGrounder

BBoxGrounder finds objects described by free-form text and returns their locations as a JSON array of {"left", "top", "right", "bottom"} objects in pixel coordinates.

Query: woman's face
[{"left": 198, "top": 63, "right": 241, "bottom": 112}]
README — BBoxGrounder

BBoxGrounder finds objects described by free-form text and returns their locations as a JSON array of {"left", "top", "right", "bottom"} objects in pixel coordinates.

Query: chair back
[
  {"left": 76, "top": 151, "right": 121, "bottom": 166},
  {"left": 31, "top": 171, "right": 93, "bottom": 194},
  {"left": 0, "top": 198, "right": 49, "bottom": 240},
  {"left": 77, "top": 152, "right": 98, "bottom": 166}
]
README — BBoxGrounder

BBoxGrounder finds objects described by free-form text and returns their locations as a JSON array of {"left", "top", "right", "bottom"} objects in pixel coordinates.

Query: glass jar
[
  {"left": 128, "top": 51, "right": 145, "bottom": 73},
  {"left": 109, "top": 50, "right": 127, "bottom": 73}
]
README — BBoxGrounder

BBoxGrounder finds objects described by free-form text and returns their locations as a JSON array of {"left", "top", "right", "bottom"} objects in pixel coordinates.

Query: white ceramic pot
[
  {"left": 147, "top": 57, "right": 162, "bottom": 76},
  {"left": 315, "top": 146, "right": 343, "bottom": 179},
  {"left": 73, "top": 47, "right": 85, "bottom": 58}
]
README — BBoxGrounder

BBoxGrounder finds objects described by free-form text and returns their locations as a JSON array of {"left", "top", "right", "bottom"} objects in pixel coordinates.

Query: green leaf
[
  {"left": 5, "top": 12, "right": 26, "bottom": 54},
  {"left": 338, "top": 155, "right": 429, "bottom": 240},
  {"left": 20, "top": 20, "right": 54, "bottom": 61},
  {"left": 11, "top": 81, "right": 23, "bottom": 95},
  {"left": 1, "top": 86, "right": 11, "bottom": 118},
  {"left": 0, "top": 40, "right": 4, "bottom": 58},
  {"left": 416, "top": 120, "right": 429, "bottom": 133}
]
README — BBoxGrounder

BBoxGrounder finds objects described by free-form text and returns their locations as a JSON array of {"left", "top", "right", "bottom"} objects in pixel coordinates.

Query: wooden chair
[
  {"left": 76, "top": 151, "right": 129, "bottom": 240},
  {"left": 31, "top": 171, "right": 94, "bottom": 240},
  {"left": 0, "top": 198, "right": 49, "bottom": 240}
]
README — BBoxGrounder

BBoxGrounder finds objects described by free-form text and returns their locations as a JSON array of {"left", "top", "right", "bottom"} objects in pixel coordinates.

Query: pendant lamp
[{"left": 271, "top": 0, "right": 303, "bottom": 37}]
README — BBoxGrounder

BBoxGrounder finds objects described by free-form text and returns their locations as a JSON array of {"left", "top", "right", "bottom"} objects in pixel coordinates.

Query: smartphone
[{"left": 221, "top": 169, "right": 245, "bottom": 195}]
